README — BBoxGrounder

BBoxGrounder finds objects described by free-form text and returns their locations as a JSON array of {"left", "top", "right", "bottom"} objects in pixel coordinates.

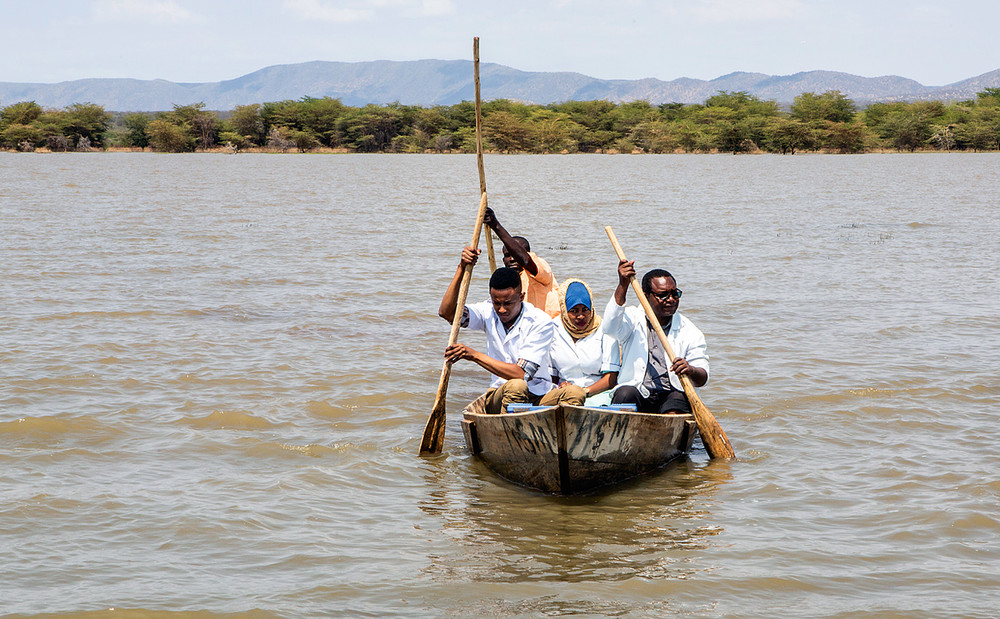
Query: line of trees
[{"left": 3, "top": 89, "right": 1000, "bottom": 154}]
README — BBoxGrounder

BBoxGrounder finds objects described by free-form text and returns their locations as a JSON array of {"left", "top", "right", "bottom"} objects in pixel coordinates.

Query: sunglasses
[{"left": 650, "top": 289, "right": 682, "bottom": 301}]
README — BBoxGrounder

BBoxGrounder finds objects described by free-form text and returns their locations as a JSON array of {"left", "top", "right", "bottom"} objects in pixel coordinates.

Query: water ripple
[{"left": 2, "top": 152, "right": 999, "bottom": 617}]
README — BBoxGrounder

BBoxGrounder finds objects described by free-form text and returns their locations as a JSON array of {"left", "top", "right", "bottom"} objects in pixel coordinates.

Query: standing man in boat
[
  {"left": 483, "top": 207, "right": 561, "bottom": 318},
  {"left": 602, "top": 259, "right": 709, "bottom": 415},
  {"left": 439, "top": 246, "right": 585, "bottom": 415}
]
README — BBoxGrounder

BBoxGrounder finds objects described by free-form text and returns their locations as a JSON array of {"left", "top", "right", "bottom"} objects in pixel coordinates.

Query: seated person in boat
[
  {"left": 439, "top": 246, "right": 585, "bottom": 415},
  {"left": 483, "top": 207, "right": 560, "bottom": 318},
  {"left": 601, "top": 259, "right": 708, "bottom": 414},
  {"left": 549, "top": 279, "right": 620, "bottom": 407}
]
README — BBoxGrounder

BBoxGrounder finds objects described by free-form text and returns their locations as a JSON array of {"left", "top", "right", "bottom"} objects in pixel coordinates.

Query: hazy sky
[{"left": 3, "top": 0, "right": 997, "bottom": 86}]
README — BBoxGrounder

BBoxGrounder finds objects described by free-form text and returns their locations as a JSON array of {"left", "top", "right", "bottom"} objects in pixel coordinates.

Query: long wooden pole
[
  {"left": 474, "top": 37, "right": 497, "bottom": 272},
  {"left": 420, "top": 192, "right": 490, "bottom": 455},
  {"left": 604, "top": 226, "right": 735, "bottom": 459}
]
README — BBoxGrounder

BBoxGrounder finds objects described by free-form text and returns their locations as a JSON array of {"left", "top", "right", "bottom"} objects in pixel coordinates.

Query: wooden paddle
[
  {"left": 605, "top": 226, "right": 736, "bottom": 459},
  {"left": 419, "top": 192, "right": 490, "bottom": 455},
  {"left": 473, "top": 37, "right": 497, "bottom": 272}
]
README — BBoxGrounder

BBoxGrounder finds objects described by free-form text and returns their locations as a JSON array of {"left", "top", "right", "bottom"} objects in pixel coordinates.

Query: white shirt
[
  {"left": 548, "top": 320, "right": 621, "bottom": 388},
  {"left": 601, "top": 297, "right": 709, "bottom": 398},
  {"left": 464, "top": 300, "right": 555, "bottom": 396}
]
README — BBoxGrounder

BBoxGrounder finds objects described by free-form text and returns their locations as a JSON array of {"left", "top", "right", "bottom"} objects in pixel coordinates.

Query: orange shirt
[{"left": 521, "top": 252, "right": 560, "bottom": 318}]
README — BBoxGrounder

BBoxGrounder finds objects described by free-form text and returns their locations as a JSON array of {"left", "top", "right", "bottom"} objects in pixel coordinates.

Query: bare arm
[
  {"left": 438, "top": 246, "right": 480, "bottom": 323},
  {"left": 484, "top": 207, "right": 538, "bottom": 276},
  {"left": 444, "top": 343, "right": 526, "bottom": 380},
  {"left": 585, "top": 371, "right": 618, "bottom": 397},
  {"left": 613, "top": 259, "right": 635, "bottom": 306},
  {"left": 671, "top": 358, "right": 708, "bottom": 387}
]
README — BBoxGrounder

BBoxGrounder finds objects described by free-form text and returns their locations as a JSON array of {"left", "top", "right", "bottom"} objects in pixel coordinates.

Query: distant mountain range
[{"left": 2, "top": 60, "right": 999, "bottom": 112}]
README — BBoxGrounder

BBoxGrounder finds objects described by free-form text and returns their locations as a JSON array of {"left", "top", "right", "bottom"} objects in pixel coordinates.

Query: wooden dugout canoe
[{"left": 461, "top": 394, "right": 697, "bottom": 495}]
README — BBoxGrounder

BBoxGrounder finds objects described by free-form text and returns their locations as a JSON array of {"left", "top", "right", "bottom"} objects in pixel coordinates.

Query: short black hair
[
  {"left": 489, "top": 267, "right": 522, "bottom": 291},
  {"left": 641, "top": 269, "right": 675, "bottom": 294},
  {"left": 511, "top": 236, "right": 530, "bottom": 252}
]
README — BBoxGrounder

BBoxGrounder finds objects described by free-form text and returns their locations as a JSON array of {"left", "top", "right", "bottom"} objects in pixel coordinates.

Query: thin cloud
[
  {"left": 283, "top": 0, "right": 375, "bottom": 22},
  {"left": 691, "top": 0, "right": 802, "bottom": 22},
  {"left": 92, "top": 0, "right": 194, "bottom": 23}
]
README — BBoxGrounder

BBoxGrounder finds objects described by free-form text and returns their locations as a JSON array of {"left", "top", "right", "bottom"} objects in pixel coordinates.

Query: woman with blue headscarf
[{"left": 549, "top": 279, "right": 620, "bottom": 407}]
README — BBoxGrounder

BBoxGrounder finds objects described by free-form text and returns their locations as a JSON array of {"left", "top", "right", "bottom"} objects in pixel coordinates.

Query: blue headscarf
[
  {"left": 564, "top": 281, "right": 591, "bottom": 311},
  {"left": 559, "top": 278, "right": 601, "bottom": 338}
]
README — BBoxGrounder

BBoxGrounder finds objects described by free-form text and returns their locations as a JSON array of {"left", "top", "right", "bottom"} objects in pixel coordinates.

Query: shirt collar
[
  {"left": 495, "top": 305, "right": 525, "bottom": 333},
  {"left": 646, "top": 313, "right": 677, "bottom": 333}
]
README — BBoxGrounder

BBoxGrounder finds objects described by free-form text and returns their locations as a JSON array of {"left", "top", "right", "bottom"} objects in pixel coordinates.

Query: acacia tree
[
  {"left": 60, "top": 103, "right": 111, "bottom": 148},
  {"left": 962, "top": 106, "right": 1000, "bottom": 150},
  {"left": 964, "top": 90, "right": 1000, "bottom": 149},
  {"left": 670, "top": 119, "right": 712, "bottom": 153},
  {"left": 762, "top": 117, "right": 813, "bottom": 154},
  {"left": 825, "top": 122, "right": 870, "bottom": 153},
  {"left": 0, "top": 101, "right": 43, "bottom": 128},
  {"left": 260, "top": 100, "right": 299, "bottom": 140},
  {"left": 33, "top": 109, "right": 67, "bottom": 139},
  {"left": 0, "top": 102, "right": 44, "bottom": 149},
  {"left": 191, "top": 114, "right": 217, "bottom": 150},
  {"left": 607, "top": 100, "right": 658, "bottom": 140},
  {"left": 895, "top": 102, "right": 945, "bottom": 151},
  {"left": 706, "top": 91, "right": 780, "bottom": 119},
  {"left": 715, "top": 118, "right": 750, "bottom": 153},
  {"left": 122, "top": 113, "right": 151, "bottom": 149},
  {"left": 862, "top": 101, "right": 944, "bottom": 150},
  {"left": 483, "top": 110, "right": 530, "bottom": 152},
  {"left": 413, "top": 106, "right": 448, "bottom": 137},
  {"left": 296, "top": 97, "right": 347, "bottom": 146},
  {"left": 228, "top": 104, "right": 266, "bottom": 145},
  {"left": 449, "top": 126, "right": 477, "bottom": 152},
  {"left": 976, "top": 87, "right": 1000, "bottom": 106},
  {"left": 338, "top": 104, "right": 403, "bottom": 151},
  {"left": 0, "top": 123, "right": 41, "bottom": 150},
  {"left": 160, "top": 103, "right": 217, "bottom": 150},
  {"left": 630, "top": 120, "right": 680, "bottom": 153},
  {"left": 791, "top": 91, "right": 856, "bottom": 123},
  {"left": 548, "top": 100, "right": 617, "bottom": 151},
  {"left": 147, "top": 119, "right": 195, "bottom": 152},
  {"left": 527, "top": 108, "right": 578, "bottom": 153},
  {"left": 442, "top": 101, "right": 476, "bottom": 133},
  {"left": 11, "top": 88, "right": 1000, "bottom": 155}
]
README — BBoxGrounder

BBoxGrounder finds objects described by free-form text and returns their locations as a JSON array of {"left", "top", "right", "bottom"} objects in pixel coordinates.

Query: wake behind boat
[{"left": 461, "top": 394, "right": 697, "bottom": 494}]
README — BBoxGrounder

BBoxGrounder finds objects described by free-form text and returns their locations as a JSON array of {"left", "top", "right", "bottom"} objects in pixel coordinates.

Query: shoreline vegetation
[{"left": 3, "top": 89, "right": 1000, "bottom": 155}]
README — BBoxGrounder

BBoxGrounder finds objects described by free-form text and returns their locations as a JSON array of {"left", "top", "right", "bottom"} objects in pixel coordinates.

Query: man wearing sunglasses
[{"left": 601, "top": 259, "right": 709, "bottom": 415}]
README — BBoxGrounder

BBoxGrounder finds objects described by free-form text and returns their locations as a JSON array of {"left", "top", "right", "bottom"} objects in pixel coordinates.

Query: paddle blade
[
  {"left": 688, "top": 392, "right": 735, "bottom": 459},
  {"left": 420, "top": 400, "right": 447, "bottom": 455},
  {"left": 420, "top": 364, "right": 451, "bottom": 454},
  {"left": 606, "top": 225, "right": 735, "bottom": 460}
]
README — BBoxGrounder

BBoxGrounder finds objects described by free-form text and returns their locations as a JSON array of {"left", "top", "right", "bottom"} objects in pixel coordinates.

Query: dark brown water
[{"left": 2, "top": 152, "right": 998, "bottom": 617}]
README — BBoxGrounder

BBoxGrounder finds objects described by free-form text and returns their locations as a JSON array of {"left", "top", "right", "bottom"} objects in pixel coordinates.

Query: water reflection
[{"left": 420, "top": 451, "right": 733, "bottom": 584}]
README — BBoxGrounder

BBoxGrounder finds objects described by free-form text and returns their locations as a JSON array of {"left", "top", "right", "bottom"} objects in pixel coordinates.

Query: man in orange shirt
[{"left": 483, "top": 207, "right": 560, "bottom": 318}]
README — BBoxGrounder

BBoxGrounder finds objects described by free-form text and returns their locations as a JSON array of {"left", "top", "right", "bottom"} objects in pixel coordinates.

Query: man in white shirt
[
  {"left": 439, "top": 246, "right": 585, "bottom": 415},
  {"left": 602, "top": 259, "right": 709, "bottom": 415}
]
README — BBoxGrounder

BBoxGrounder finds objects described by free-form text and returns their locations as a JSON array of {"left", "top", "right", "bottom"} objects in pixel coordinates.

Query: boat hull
[{"left": 461, "top": 394, "right": 697, "bottom": 494}]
